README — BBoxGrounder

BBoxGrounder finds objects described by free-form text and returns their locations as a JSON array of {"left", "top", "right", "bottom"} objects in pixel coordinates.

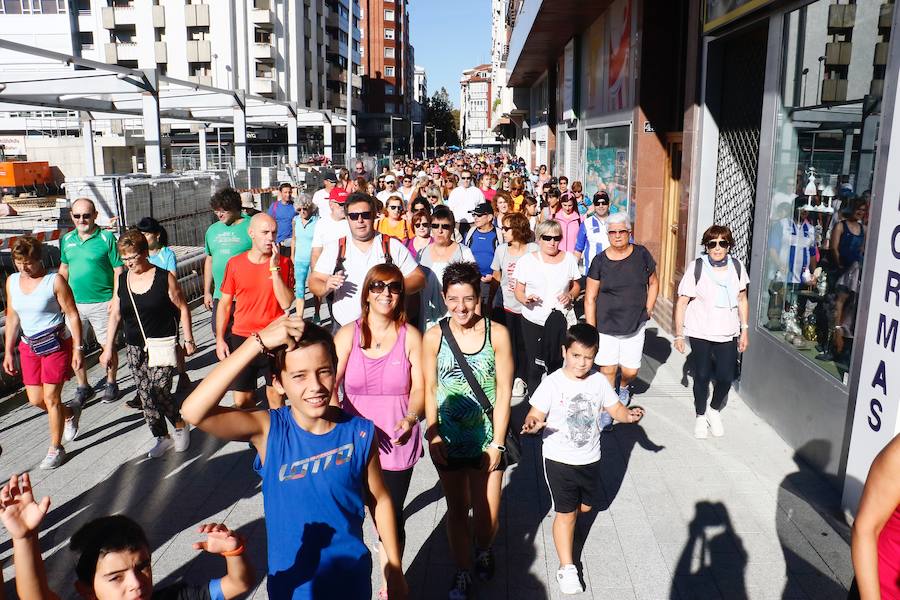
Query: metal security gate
[{"left": 711, "top": 23, "right": 768, "bottom": 265}]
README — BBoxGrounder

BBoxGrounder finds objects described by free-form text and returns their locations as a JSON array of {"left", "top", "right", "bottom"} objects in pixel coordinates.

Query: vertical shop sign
[{"left": 842, "top": 57, "right": 900, "bottom": 516}]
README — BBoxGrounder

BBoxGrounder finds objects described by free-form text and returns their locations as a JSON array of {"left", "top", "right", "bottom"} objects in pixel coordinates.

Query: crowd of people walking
[{"left": 0, "top": 151, "right": 894, "bottom": 599}]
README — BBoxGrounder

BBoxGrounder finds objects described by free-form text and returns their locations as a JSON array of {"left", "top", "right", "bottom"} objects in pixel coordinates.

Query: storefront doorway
[{"left": 659, "top": 135, "right": 683, "bottom": 304}]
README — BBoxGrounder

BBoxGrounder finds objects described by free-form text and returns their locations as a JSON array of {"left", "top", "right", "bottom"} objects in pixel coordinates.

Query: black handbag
[{"left": 439, "top": 318, "right": 521, "bottom": 467}]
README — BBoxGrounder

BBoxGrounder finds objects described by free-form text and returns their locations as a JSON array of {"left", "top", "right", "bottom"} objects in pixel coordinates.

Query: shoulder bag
[
  {"left": 439, "top": 318, "right": 521, "bottom": 467},
  {"left": 126, "top": 272, "right": 178, "bottom": 368}
]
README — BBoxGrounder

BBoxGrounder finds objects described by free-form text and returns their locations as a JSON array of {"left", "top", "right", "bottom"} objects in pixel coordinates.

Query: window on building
[
  {"left": 384, "top": 9, "right": 394, "bottom": 20},
  {"left": 385, "top": 65, "right": 395, "bottom": 77},
  {"left": 758, "top": 0, "right": 885, "bottom": 382},
  {"left": 384, "top": 28, "right": 394, "bottom": 40},
  {"left": 79, "top": 31, "right": 94, "bottom": 49},
  {"left": 385, "top": 102, "right": 395, "bottom": 114},
  {"left": 385, "top": 84, "right": 395, "bottom": 95},
  {"left": 384, "top": 47, "right": 394, "bottom": 58}
]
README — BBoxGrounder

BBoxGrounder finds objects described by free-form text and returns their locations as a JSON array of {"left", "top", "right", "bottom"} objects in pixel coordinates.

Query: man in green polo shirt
[
  {"left": 59, "top": 198, "right": 124, "bottom": 405},
  {"left": 202, "top": 188, "right": 252, "bottom": 339}
]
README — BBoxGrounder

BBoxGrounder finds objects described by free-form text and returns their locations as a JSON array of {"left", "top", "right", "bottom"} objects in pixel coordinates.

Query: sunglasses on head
[
  {"left": 705, "top": 240, "right": 730, "bottom": 249},
  {"left": 369, "top": 280, "right": 403, "bottom": 295},
  {"left": 541, "top": 234, "right": 563, "bottom": 242},
  {"left": 347, "top": 211, "right": 373, "bottom": 221},
  {"left": 431, "top": 223, "right": 453, "bottom": 231}
]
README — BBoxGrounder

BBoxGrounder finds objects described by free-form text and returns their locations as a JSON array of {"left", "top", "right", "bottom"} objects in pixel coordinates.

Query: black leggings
[
  {"left": 380, "top": 467, "right": 414, "bottom": 548},
  {"left": 521, "top": 318, "right": 545, "bottom": 398},
  {"left": 689, "top": 337, "right": 738, "bottom": 416},
  {"left": 491, "top": 308, "right": 529, "bottom": 383}
]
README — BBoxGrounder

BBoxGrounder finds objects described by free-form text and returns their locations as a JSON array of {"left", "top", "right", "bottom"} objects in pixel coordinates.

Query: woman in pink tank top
[
  {"left": 334, "top": 263, "right": 424, "bottom": 600},
  {"left": 851, "top": 433, "right": 900, "bottom": 599}
]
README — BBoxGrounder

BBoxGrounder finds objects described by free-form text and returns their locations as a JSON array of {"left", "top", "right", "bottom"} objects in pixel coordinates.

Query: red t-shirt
[{"left": 220, "top": 252, "right": 294, "bottom": 337}]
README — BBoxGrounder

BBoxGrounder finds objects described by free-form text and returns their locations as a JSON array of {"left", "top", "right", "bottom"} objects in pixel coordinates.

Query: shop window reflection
[{"left": 760, "top": 0, "right": 884, "bottom": 383}]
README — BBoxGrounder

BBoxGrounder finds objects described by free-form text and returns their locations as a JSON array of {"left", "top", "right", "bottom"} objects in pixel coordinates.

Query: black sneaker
[
  {"left": 448, "top": 569, "right": 472, "bottom": 600},
  {"left": 71, "top": 385, "right": 94, "bottom": 406},
  {"left": 101, "top": 382, "right": 120, "bottom": 404},
  {"left": 126, "top": 398, "right": 142, "bottom": 410},
  {"left": 474, "top": 547, "right": 495, "bottom": 582}
]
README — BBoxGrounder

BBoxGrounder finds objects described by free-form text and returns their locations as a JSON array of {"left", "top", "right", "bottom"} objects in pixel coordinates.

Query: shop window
[
  {"left": 760, "top": 0, "right": 885, "bottom": 382},
  {"left": 584, "top": 125, "right": 631, "bottom": 218}
]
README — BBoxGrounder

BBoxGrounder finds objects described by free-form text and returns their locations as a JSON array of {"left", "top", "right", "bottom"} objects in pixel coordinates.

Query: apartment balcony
[
  {"left": 252, "top": 77, "right": 276, "bottom": 95},
  {"left": 101, "top": 5, "right": 164, "bottom": 29},
  {"left": 253, "top": 43, "right": 275, "bottom": 61},
  {"left": 188, "top": 75, "right": 213, "bottom": 87},
  {"left": 824, "top": 41, "right": 852, "bottom": 66},
  {"left": 874, "top": 41, "right": 889, "bottom": 66},
  {"left": 104, "top": 42, "right": 140, "bottom": 63},
  {"left": 154, "top": 41, "right": 167, "bottom": 63},
  {"left": 251, "top": 8, "right": 274, "bottom": 27},
  {"left": 186, "top": 40, "right": 212, "bottom": 64},
  {"left": 326, "top": 91, "right": 362, "bottom": 112},
  {"left": 821, "top": 78, "right": 848, "bottom": 103},
  {"left": 880, "top": 3, "right": 894, "bottom": 32},
  {"left": 184, "top": 4, "right": 210, "bottom": 27}
]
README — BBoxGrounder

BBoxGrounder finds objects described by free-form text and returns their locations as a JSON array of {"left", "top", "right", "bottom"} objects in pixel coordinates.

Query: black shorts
[
  {"left": 228, "top": 334, "right": 275, "bottom": 392},
  {"left": 543, "top": 457, "right": 602, "bottom": 514}
]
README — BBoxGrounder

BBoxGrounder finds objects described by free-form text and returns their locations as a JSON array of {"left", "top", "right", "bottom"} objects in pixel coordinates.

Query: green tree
[{"left": 426, "top": 87, "right": 461, "bottom": 148}]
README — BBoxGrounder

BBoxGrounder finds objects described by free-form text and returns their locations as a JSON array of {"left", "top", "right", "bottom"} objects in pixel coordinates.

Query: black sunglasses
[
  {"left": 541, "top": 234, "right": 563, "bottom": 242},
  {"left": 705, "top": 240, "right": 731, "bottom": 249},
  {"left": 501, "top": 226, "right": 512, "bottom": 231},
  {"left": 347, "top": 211, "right": 373, "bottom": 221},
  {"left": 72, "top": 213, "right": 93, "bottom": 219},
  {"left": 431, "top": 223, "right": 453, "bottom": 231},
  {"left": 593, "top": 200, "right": 610, "bottom": 205},
  {"left": 388, "top": 205, "right": 403, "bottom": 211},
  {"left": 369, "top": 280, "right": 403, "bottom": 295}
]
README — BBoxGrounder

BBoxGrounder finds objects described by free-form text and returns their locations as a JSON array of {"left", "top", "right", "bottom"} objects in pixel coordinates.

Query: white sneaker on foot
[
  {"left": 707, "top": 408, "right": 724, "bottom": 437},
  {"left": 694, "top": 415, "right": 709, "bottom": 439},
  {"left": 172, "top": 428, "right": 190, "bottom": 452},
  {"left": 63, "top": 402, "right": 82, "bottom": 442},
  {"left": 40, "top": 446, "right": 65, "bottom": 469},
  {"left": 556, "top": 564, "right": 583, "bottom": 594},
  {"left": 147, "top": 436, "right": 174, "bottom": 458}
]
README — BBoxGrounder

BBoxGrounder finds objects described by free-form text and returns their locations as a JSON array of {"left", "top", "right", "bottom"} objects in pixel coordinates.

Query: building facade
[
  {"left": 459, "top": 63, "right": 499, "bottom": 150},
  {"left": 0, "top": 0, "right": 362, "bottom": 173},
  {"left": 357, "top": 0, "right": 415, "bottom": 157}
]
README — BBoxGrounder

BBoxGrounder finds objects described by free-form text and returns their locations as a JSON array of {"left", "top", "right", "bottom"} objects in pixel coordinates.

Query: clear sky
[{"left": 408, "top": 0, "right": 493, "bottom": 109}]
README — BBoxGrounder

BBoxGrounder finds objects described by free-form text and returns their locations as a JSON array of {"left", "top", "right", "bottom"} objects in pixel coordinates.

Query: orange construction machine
[{"left": 0, "top": 161, "right": 53, "bottom": 195}]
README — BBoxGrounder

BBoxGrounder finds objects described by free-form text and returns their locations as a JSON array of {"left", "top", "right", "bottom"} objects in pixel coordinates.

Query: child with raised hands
[
  {"left": 0, "top": 473, "right": 254, "bottom": 600},
  {"left": 181, "top": 315, "right": 408, "bottom": 600},
  {"left": 520, "top": 324, "right": 645, "bottom": 595}
]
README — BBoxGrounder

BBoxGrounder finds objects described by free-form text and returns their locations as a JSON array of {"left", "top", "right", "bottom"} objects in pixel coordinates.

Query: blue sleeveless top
[{"left": 253, "top": 407, "right": 374, "bottom": 599}]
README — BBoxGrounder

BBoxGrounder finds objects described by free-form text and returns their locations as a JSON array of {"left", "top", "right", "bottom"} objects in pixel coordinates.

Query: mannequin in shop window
[{"left": 767, "top": 196, "right": 818, "bottom": 341}]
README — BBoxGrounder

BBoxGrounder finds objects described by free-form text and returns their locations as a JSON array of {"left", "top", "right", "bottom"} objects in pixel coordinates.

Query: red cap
[{"left": 329, "top": 187, "right": 349, "bottom": 204}]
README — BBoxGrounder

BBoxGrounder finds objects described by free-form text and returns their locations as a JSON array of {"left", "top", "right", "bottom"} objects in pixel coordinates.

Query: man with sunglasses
[
  {"left": 448, "top": 169, "right": 483, "bottom": 240},
  {"left": 59, "top": 198, "right": 124, "bottom": 405},
  {"left": 574, "top": 191, "right": 612, "bottom": 280},
  {"left": 310, "top": 193, "right": 425, "bottom": 329},
  {"left": 377, "top": 175, "right": 399, "bottom": 205}
]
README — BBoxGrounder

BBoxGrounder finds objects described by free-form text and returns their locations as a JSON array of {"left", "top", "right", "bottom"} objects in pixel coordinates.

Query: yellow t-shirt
[{"left": 377, "top": 218, "right": 413, "bottom": 242}]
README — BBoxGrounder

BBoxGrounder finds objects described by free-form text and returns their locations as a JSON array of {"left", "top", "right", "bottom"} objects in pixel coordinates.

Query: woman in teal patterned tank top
[{"left": 423, "top": 261, "right": 513, "bottom": 599}]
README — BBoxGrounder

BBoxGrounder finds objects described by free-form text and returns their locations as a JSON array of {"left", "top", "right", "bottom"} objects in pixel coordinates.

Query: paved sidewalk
[{"left": 0, "top": 309, "right": 853, "bottom": 599}]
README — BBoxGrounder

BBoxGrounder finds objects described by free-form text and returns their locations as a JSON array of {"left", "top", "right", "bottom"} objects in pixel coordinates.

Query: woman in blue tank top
[{"left": 181, "top": 317, "right": 408, "bottom": 600}]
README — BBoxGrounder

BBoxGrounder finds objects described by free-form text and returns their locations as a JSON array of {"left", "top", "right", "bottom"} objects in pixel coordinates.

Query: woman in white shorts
[{"left": 584, "top": 213, "right": 659, "bottom": 429}]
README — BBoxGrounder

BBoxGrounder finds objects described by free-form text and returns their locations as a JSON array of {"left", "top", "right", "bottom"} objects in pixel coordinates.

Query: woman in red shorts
[{"left": 3, "top": 236, "right": 83, "bottom": 469}]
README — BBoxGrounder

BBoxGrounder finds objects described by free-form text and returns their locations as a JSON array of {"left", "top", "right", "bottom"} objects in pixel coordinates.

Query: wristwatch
[{"left": 488, "top": 441, "right": 507, "bottom": 452}]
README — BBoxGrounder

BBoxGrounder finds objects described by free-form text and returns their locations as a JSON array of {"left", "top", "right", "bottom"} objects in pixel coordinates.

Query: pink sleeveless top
[
  {"left": 879, "top": 507, "right": 900, "bottom": 598},
  {"left": 342, "top": 322, "right": 422, "bottom": 471}
]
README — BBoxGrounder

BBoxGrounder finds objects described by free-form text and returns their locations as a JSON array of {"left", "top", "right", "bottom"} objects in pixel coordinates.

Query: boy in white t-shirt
[{"left": 521, "top": 323, "right": 644, "bottom": 595}]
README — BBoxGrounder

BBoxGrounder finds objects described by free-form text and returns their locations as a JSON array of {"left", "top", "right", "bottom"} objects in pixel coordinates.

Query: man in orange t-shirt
[{"left": 216, "top": 213, "right": 294, "bottom": 409}]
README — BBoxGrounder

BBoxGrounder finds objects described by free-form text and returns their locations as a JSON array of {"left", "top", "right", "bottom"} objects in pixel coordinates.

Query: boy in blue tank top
[{"left": 182, "top": 316, "right": 407, "bottom": 600}]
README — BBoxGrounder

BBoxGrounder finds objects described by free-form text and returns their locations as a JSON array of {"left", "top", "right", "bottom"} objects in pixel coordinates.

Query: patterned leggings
[{"left": 125, "top": 344, "right": 180, "bottom": 437}]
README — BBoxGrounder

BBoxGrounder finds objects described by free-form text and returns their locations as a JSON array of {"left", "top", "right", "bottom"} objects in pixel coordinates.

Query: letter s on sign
[{"left": 868, "top": 398, "right": 883, "bottom": 432}]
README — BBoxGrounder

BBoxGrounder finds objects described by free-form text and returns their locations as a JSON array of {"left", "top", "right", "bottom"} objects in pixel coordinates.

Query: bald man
[{"left": 216, "top": 213, "right": 295, "bottom": 409}]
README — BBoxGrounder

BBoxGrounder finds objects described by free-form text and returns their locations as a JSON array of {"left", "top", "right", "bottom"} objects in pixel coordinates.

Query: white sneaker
[
  {"left": 172, "top": 428, "right": 190, "bottom": 452},
  {"left": 694, "top": 415, "right": 709, "bottom": 439},
  {"left": 556, "top": 564, "right": 583, "bottom": 595},
  {"left": 707, "top": 408, "right": 724, "bottom": 437},
  {"left": 63, "top": 402, "right": 81, "bottom": 442},
  {"left": 512, "top": 378, "right": 527, "bottom": 399},
  {"left": 147, "top": 436, "right": 174, "bottom": 458},
  {"left": 39, "top": 446, "right": 65, "bottom": 470}
]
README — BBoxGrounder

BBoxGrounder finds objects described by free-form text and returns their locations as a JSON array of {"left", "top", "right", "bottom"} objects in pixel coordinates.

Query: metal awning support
[
  {"left": 198, "top": 124, "right": 208, "bottom": 171},
  {"left": 233, "top": 91, "right": 247, "bottom": 171},
  {"left": 80, "top": 112, "right": 96, "bottom": 176},
  {"left": 141, "top": 68, "right": 163, "bottom": 175},
  {"left": 287, "top": 114, "right": 299, "bottom": 165}
]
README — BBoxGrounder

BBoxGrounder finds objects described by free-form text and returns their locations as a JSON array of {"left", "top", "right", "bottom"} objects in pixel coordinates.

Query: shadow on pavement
[
  {"left": 633, "top": 327, "right": 673, "bottom": 395},
  {"left": 597, "top": 423, "right": 665, "bottom": 511},
  {"left": 670, "top": 501, "right": 748, "bottom": 599},
  {"left": 777, "top": 440, "right": 852, "bottom": 599}
]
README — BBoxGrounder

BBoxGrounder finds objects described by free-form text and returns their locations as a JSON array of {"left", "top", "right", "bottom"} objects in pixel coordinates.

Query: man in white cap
[{"left": 377, "top": 174, "right": 399, "bottom": 205}]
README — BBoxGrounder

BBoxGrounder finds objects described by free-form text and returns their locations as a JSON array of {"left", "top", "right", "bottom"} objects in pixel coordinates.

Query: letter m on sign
[{"left": 877, "top": 314, "right": 899, "bottom": 352}]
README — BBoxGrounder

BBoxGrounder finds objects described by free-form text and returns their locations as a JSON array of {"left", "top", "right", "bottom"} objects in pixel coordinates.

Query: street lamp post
[
  {"left": 434, "top": 128, "right": 442, "bottom": 156},
  {"left": 411, "top": 121, "right": 421, "bottom": 159},
  {"left": 345, "top": 0, "right": 354, "bottom": 169}
]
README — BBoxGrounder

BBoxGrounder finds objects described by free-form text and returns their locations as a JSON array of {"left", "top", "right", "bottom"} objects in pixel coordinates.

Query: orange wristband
[{"left": 221, "top": 543, "right": 245, "bottom": 557}]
